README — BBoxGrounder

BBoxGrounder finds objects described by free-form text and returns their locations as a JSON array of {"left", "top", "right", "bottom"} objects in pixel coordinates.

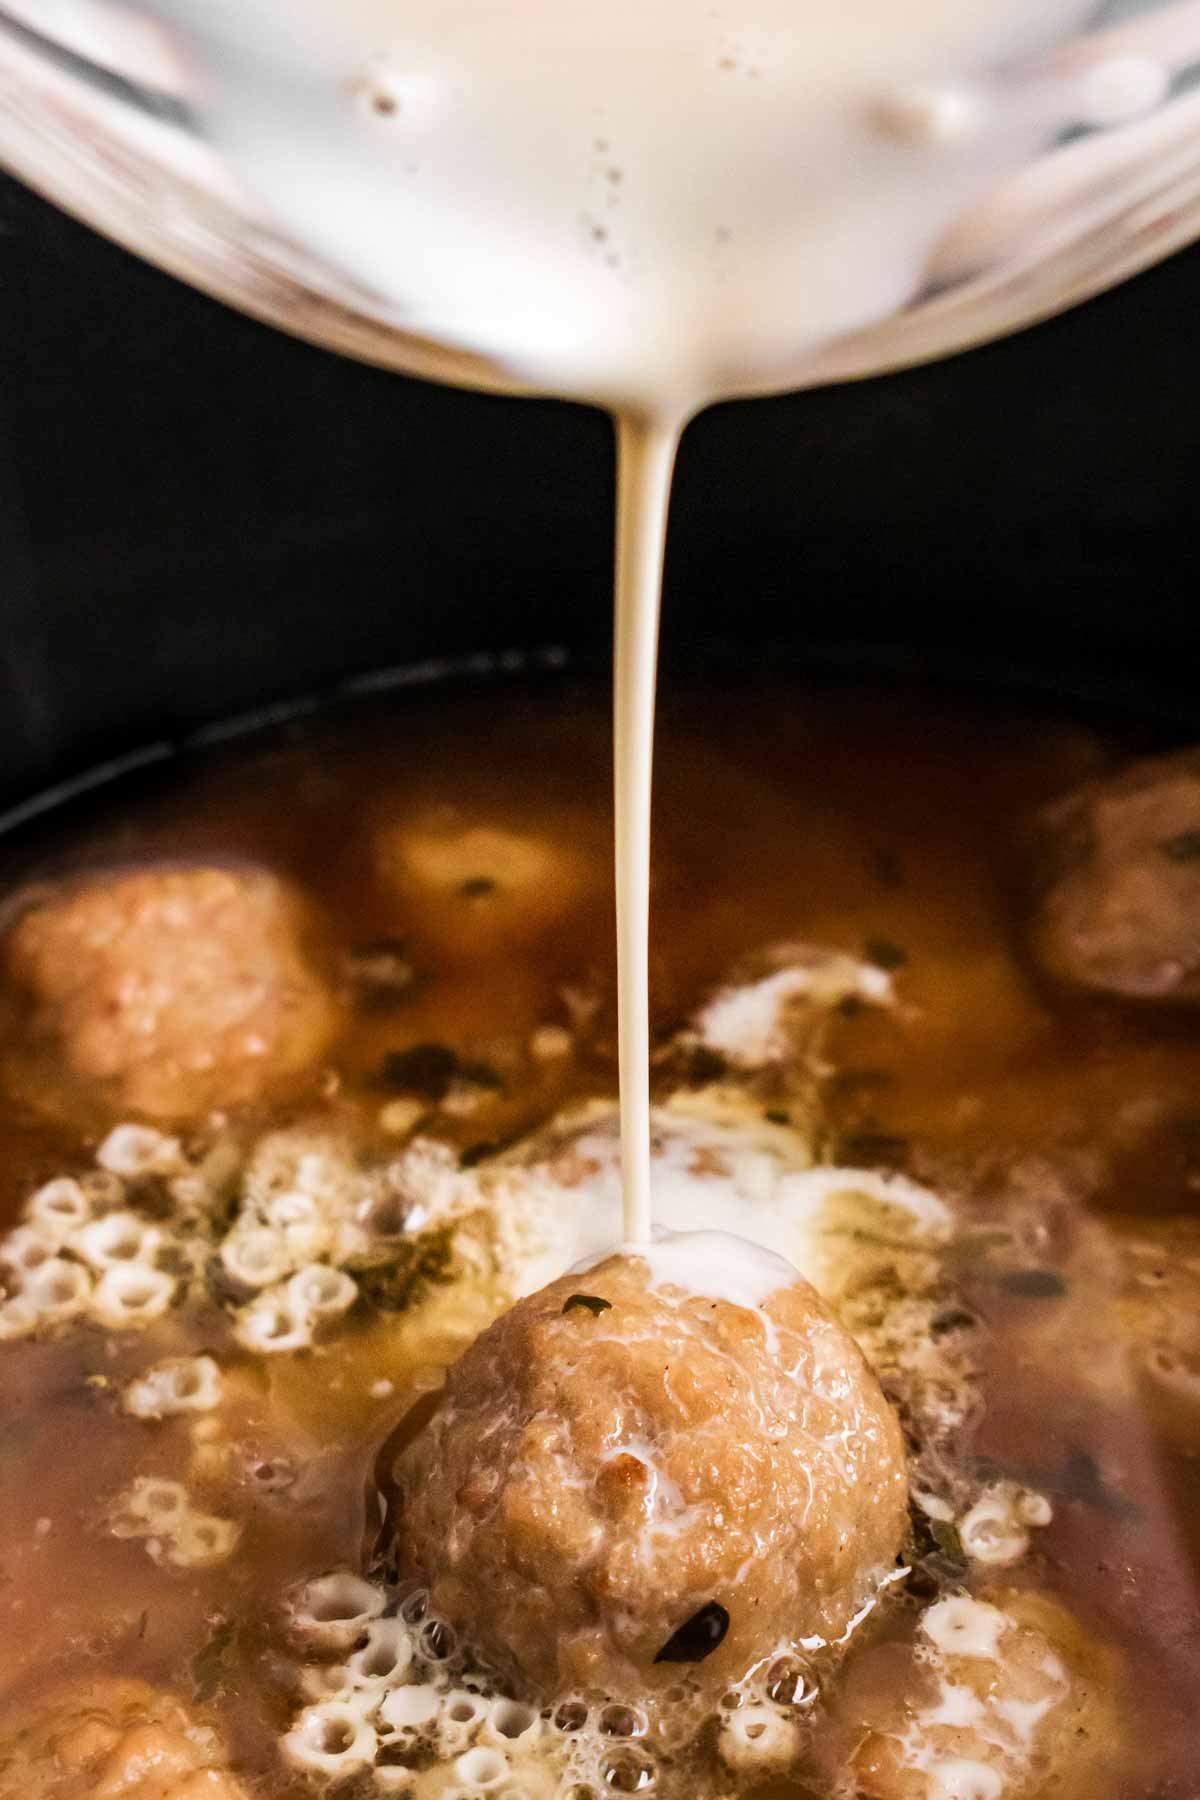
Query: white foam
[
  {"left": 571, "top": 1226, "right": 797, "bottom": 1362},
  {"left": 512, "top": 1108, "right": 949, "bottom": 1298},
  {"left": 925, "top": 1681, "right": 987, "bottom": 1729},
  {"left": 921, "top": 1598, "right": 1007, "bottom": 1661},
  {"left": 621, "top": 1228, "right": 797, "bottom": 1311},
  {"left": 695, "top": 957, "right": 893, "bottom": 1065}
]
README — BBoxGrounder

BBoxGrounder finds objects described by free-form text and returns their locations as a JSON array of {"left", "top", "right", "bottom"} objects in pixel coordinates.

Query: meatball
[
  {"left": 394, "top": 1233, "right": 908, "bottom": 1709},
  {"left": 374, "top": 812, "right": 603, "bottom": 958},
  {"left": 0, "top": 1678, "right": 247, "bottom": 1800},
  {"left": 1030, "top": 748, "right": 1200, "bottom": 1003},
  {"left": 5, "top": 865, "right": 337, "bottom": 1117},
  {"left": 842, "top": 1589, "right": 1122, "bottom": 1800}
]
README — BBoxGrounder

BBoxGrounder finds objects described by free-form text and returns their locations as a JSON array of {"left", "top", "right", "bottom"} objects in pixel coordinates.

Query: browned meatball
[
  {"left": 395, "top": 1235, "right": 908, "bottom": 1708},
  {"left": 1030, "top": 748, "right": 1200, "bottom": 1003},
  {"left": 0, "top": 1678, "right": 248, "bottom": 1800},
  {"left": 5, "top": 865, "right": 337, "bottom": 1118}
]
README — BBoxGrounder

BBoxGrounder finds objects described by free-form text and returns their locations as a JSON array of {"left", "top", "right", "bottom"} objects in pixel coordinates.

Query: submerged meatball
[
  {"left": 0, "top": 1678, "right": 247, "bottom": 1800},
  {"left": 395, "top": 1234, "right": 908, "bottom": 1707},
  {"left": 374, "top": 812, "right": 603, "bottom": 958},
  {"left": 5, "top": 865, "right": 336, "bottom": 1117},
  {"left": 1030, "top": 748, "right": 1200, "bottom": 1003}
]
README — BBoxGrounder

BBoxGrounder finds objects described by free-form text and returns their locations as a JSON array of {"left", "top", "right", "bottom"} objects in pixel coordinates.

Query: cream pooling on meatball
[{"left": 395, "top": 1231, "right": 908, "bottom": 1708}]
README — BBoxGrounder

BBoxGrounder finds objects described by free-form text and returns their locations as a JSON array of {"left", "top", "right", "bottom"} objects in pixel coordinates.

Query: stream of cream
[{"left": 612, "top": 415, "right": 680, "bottom": 1242}]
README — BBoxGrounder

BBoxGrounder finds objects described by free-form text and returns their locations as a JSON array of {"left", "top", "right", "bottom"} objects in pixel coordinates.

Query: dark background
[{"left": 1, "top": 168, "right": 1197, "bottom": 812}]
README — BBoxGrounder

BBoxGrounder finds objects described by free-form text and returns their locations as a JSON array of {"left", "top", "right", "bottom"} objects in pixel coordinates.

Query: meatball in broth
[
  {"left": 3, "top": 865, "right": 337, "bottom": 1119},
  {"left": 394, "top": 1232, "right": 908, "bottom": 1712}
]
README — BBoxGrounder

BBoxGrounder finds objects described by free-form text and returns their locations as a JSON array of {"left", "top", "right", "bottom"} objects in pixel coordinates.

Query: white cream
[
  {"left": 925, "top": 1682, "right": 987, "bottom": 1730},
  {"left": 695, "top": 956, "right": 894, "bottom": 1067},
  {"left": 513, "top": 1111, "right": 950, "bottom": 1293},
  {"left": 589, "top": 1226, "right": 799, "bottom": 1312},
  {"left": 120, "top": 0, "right": 1190, "bottom": 410},
  {"left": 612, "top": 418, "right": 677, "bottom": 1241},
  {"left": 921, "top": 1598, "right": 1007, "bottom": 1661}
]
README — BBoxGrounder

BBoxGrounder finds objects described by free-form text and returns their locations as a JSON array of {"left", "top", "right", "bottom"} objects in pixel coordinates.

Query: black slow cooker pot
[{"left": 2, "top": 168, "right": 1197, "bottom": 821}]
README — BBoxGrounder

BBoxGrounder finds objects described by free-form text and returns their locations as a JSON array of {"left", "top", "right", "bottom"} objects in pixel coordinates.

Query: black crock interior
[{"left": 3, "top": 170, "right": 1198, "bottom": 818}]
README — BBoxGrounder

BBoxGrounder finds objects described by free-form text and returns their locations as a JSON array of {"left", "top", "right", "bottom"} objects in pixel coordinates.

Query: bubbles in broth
[{"left": 0, "top": 673, "right": 1196, "bottom": 1800}]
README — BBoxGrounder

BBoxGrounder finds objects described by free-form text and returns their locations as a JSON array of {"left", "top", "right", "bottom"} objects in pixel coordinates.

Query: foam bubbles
[
  {"left": 123, "top": 1355, "right": 223, "bottom": 1420},
  {"left": 957, "top": 1483, "right": 1052, "bottom": 1568},
  {"left": 91, "top": 1263, "right": 175, "bottom": 1329},
  {"left": 289, "top": 1572, "right": 386, "bottom": 1651},
  {"left": 718, "top": 1702, "right": 802, "bottom": 1771},
  {"left": 283, "top": 1703, "right": 379, "bottom": 1776},
  {"left": 276, "top": 1559, "right": 854, "bottom": 1796},
  {"left": 25, "top": 1178, "right": 89, "bottom": 1242},
  {"left": 108, "top": 1475, "right": 241, "bottom": 1566},
  {"left": 97, "top": 1124, "right": 183, "bottom": 1179}
]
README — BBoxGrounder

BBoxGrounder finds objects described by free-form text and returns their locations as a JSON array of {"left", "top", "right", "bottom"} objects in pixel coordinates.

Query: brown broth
[{"left": 0, "top": 670, "right": 1196, "bottom": 1800}]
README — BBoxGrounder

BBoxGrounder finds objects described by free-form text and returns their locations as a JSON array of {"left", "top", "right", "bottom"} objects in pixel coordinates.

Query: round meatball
[
  {"left": 1030, "top": 748, "right": 1200, "bottom": 1003},
  {"left": 394, "top": 1234, "right": 908, "bottom": 1707},
  {"left": 4, "top": 865, "right": 337, "bottom": 1118},
  {"left": 0, "top": 1677, "right": 247, "bottom": 1800}
]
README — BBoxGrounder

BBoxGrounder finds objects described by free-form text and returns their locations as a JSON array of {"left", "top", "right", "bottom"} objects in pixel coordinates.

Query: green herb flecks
[
  {"left": 357, "top": 1229, "right": 455, "bottom": 1312},
  {"left": 191, "top": 1619, "right": 239, "bottom": 1702},
  {"left": 907, "top": 1503, "right": 969, "bottom": 1599},
  {"left": 929, "top": 1519, "right": 965, "bottom": 1562}
]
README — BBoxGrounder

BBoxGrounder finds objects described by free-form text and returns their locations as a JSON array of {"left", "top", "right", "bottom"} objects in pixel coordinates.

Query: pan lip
[
  {"left": 0, "top": 635, "right": 1195, "bottom": 845},
  {"left": 0, "top": 643, "right": 574, "bottom": 842}
]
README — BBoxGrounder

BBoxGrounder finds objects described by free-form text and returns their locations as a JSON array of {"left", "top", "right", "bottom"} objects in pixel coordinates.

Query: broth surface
[{"left": 0, "top": 670, "right": 1196, "bottom": 1800}]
